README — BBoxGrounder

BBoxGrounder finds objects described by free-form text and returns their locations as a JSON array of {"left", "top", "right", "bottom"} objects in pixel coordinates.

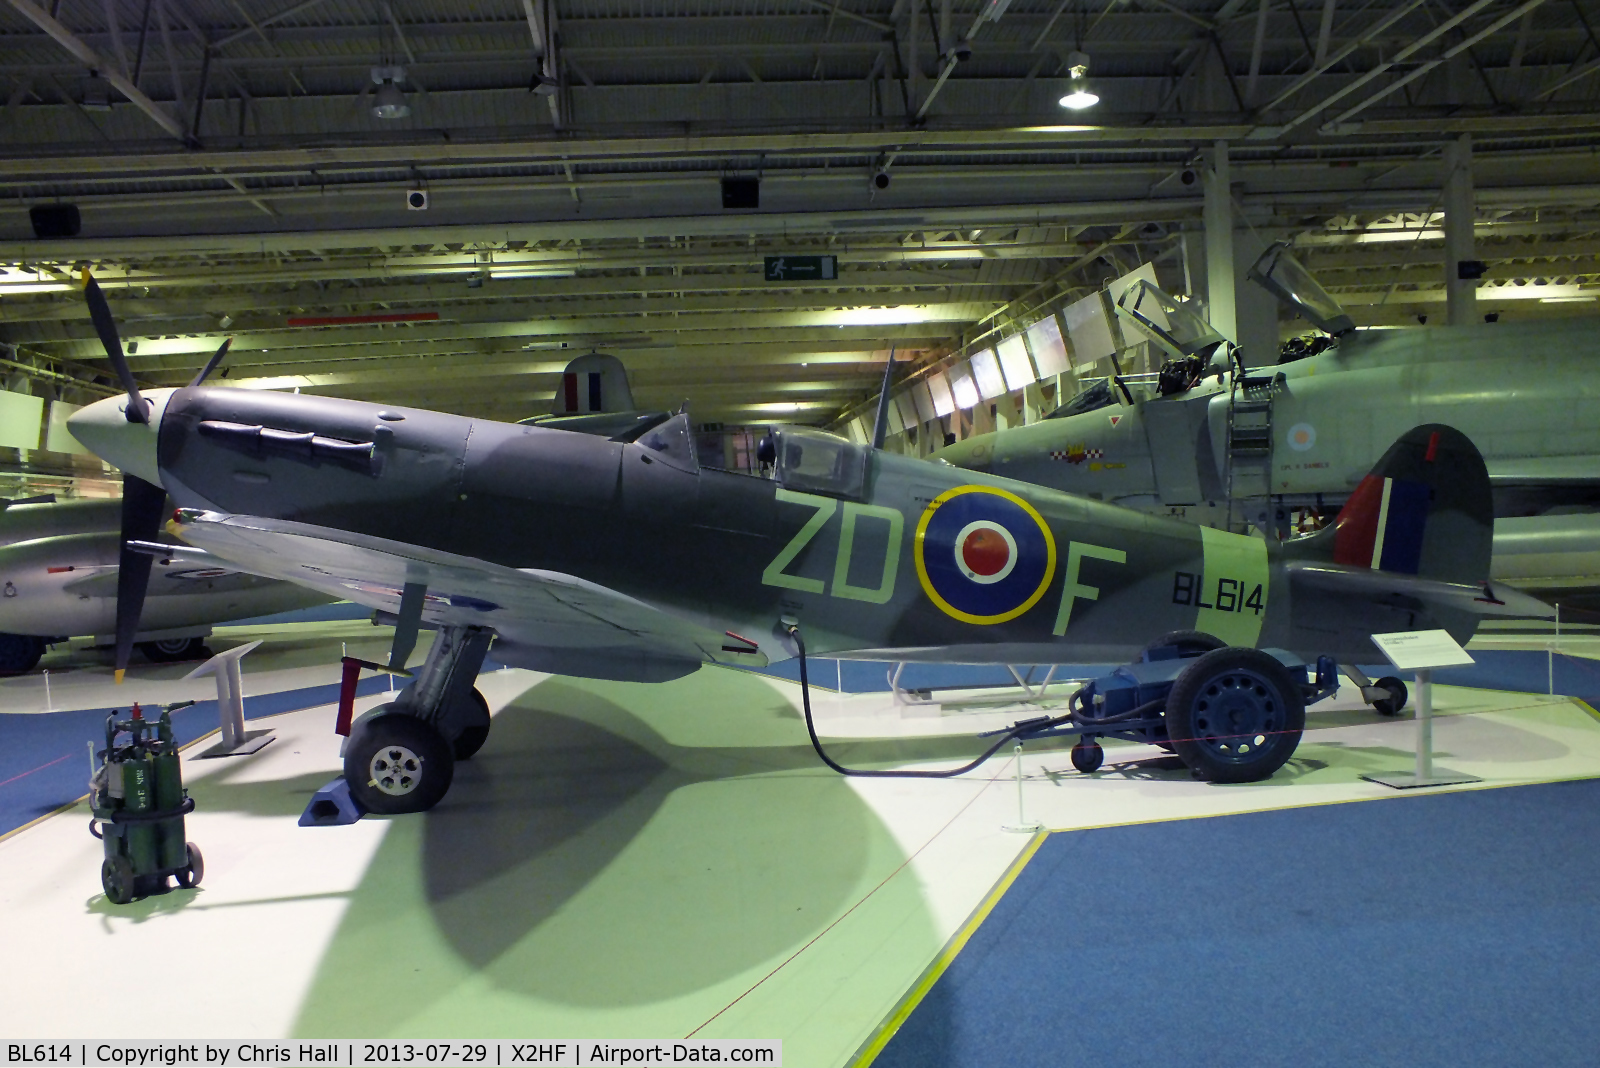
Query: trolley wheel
[
  {"left": 1141, "top": 630, "right": 1226, "bottom": 661},
  {"left": 1166, "top": 647, "right": 1306, "bottom": 784},
  {"left": 175, "top": 842, "right": 204, "bottom": 889},
  {"left": 451, "top": 688, "right": 492, "bottom": 761},
  {"left": 344, "top": 710, "right": 455, "bottom": 815},
  {"left": 101, "top": 855, "right": 136, "bottom": 905},
  {"left": 1070, "top": 739, "right": 1104, "bottom": 774},
  {"left": 1372, "top": 676, "right": 1409, "bottom": 717}
]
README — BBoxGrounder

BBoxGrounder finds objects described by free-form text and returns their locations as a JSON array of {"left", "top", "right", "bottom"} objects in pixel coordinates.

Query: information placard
[{"left": 1370, "top": 630, "right": 1474, "bottom": 672}]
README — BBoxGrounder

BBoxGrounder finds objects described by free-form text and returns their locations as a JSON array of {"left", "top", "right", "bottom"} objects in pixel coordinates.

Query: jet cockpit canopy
[
  {"left": 1114, "top": 279, "right": 1227, "bottom": 360},
  {"left": 1248, "top": 242, "right": 1356, "bottom": 337}
]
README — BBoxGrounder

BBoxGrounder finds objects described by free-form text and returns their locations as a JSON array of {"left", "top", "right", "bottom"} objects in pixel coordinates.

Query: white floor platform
[{"left": 3, "top": 627, "right": 1599, "bottom": 1068}]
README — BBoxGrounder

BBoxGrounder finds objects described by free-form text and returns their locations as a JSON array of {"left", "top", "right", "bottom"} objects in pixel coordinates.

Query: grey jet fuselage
[{"left": 936, "top": 318, "right": 1600, "bottom": 522}]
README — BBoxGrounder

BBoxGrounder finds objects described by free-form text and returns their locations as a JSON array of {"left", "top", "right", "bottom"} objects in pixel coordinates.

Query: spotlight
[
  {"left": 1058, "top": 51, "right": 1099, "bottom": 110},
  {"left": 530, "top": 72, "right": 559, "bottom": 96},
  {"left": 371, "top": 66, "right": 410, "bottom": 120}
]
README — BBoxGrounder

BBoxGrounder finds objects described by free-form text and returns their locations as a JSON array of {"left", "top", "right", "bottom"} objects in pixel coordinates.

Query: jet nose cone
[{"left": 67, "top": 388, "right": 176, "bottom": 485}]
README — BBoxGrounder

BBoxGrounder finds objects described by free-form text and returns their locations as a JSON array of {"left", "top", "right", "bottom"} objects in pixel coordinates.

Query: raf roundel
[{"left": 915, "top": 485, "right": 1057, "bottom": 624}]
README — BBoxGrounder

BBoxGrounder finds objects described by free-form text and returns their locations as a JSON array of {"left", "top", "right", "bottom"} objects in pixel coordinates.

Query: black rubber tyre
[
  {"left": 101, "top": 855, "right": 136, "bottom": 905},
  {"left": 1070, "top": 739, "right": 1105, "bottom": 774},
  {"left": 0, "top": 633, "right": 45, "bottom": 675},
  {"left": 451, "top": 688, "right": 492, "bottom": 761},
  {"left": 175, "top": 842, "right": 204, "bottom": 888},
  {"left": 139, "top": 636, "right": 211, "bottom": 664},
  {"left": 344, "top": 710, "right": 455, "bottom": 815},
  {"left": 1372, "top": 676, "right": 1409, "bottom": 717},
  {"left": 1141, "top": 630, "right": 1226, "bottom": 660},
  {"left": 1166, "top": 647, "right": 1306, "bottom": 784}
]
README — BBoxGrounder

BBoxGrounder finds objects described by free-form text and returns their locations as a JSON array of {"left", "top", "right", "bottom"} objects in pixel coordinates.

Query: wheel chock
[{"left": 299, "top": 777, "right": 366, "bottom": 826}]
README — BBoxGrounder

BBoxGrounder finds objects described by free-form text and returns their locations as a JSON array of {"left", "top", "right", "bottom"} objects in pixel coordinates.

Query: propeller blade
[
  {"left": 81, "top": 270, "right": 148, "bottom": 425},
  {"left": 113, "top": 475, "right": 168, "bottom": 683},
  {"left": 189, "top": 336, "right": 234, "bottom": 388}
]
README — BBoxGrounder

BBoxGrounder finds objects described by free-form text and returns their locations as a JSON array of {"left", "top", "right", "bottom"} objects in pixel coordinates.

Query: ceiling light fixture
[
  {"left": 1058, "top": 51, "right": 1099, "bottom": 110},
  {"left": 371, "top": 66, "right": 410, "bottom": 119}
]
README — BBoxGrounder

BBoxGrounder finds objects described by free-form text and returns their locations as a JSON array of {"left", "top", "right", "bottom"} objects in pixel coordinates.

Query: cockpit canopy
[
  {"left": 1115, "top": 278, "right": 1227, "bottom": 359},
  {"left": 769, "top": 426, "right": 868, "bottom": 499},
  {"left": 1248, "top": 242, "right": 1356, "bottom": 337}
]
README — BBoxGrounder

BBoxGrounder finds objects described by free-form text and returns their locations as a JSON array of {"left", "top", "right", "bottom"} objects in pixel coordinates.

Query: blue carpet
[
  {"left": 875, "top": 778, "right": 1600, "bottom": 1068},
  {"left": 0, "top": 675, "right": 394, "bottom": 838}
]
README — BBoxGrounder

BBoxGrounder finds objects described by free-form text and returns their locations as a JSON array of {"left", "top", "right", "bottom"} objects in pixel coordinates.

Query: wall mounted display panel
[
  {"left": 997, "top": 335, "right": 1036, "bottom": 392},
  {"left": 1064, "top": 291, "right": 1118, "bottom": 366},
  {"left": 927, "top": 372, "right": 956, "bottom": 418},
  {"left": 1026, "top": 314, "right": 1072, "bottom": 377},
  {"left": 949, "top": 363, "right": 980, "bottom": 410},
  {"left": 44, "top": 400, "right": 89, "bottom": 455},
  {"left": 0, "top": 390, "right": 43, "bottom": 451},
  {"left": 893, "top": 392, "right": 919, "bottom": 432},
  {"left": 911, "top": 382, "right": 937, "bottom": 425},
  {"left": 970, "top": 348, "right": 1006, "bottom": 399}
]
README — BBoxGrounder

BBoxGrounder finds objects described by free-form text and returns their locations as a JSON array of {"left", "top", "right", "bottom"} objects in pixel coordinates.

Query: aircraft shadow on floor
[{"left": 287, "top": 670, "right": 950, "bottom": 1030}]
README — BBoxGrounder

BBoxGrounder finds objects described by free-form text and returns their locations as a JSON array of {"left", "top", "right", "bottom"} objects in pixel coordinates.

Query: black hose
[{"left": 789, "top": 625, "right": 1068, "bottom": 779}]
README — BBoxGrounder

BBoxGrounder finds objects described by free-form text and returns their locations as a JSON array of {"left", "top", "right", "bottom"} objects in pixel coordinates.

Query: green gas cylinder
[
  {"left": 153, "top": 712, "right": 187, "bottom": 870},
  {"left": 121, "top": 751, "right": 159, "bottom": 874}
]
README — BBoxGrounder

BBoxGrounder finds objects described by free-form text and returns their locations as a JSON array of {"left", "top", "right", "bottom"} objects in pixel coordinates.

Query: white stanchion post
[
  {"left": 1415, "top": 667, "right": 1433, "bottom": 782},
  {"left": 1002, "top": 742, "right": 1043, "bottom": 834},
  {"left": 42, "top": 669, "right": 50, "bottom": 711}
]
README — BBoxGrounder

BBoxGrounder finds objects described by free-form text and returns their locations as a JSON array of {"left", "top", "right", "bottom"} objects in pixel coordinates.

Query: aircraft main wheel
[
  {"left": 1372, "top": 676, "right": 1409, "bottom": 717},
  {"left": 1166, "top": 647, "right": 1305, "bottom": 784},
  {"left": 451, "top": 688, "right": 492, "bottom": 761},
  {"left": 1070, "top": 739, "right": 1104, "bottom": 774},
  {"left": 139, "top": 636, "right": 210, "bottom": 663},
  {"left": 344, "top": 711, "right": 454, "bottom": 815},
  {"left": 101, "top": 855, "right": 135, "bottom": 905},
  {"left": 0, "top": 633, "right": 44, "bottom": 675},
  {"left": 1141, "top": 630, "right": 1226, "bottom": 660},
  {"left": 175, "top": 842, "right": 204, "bottom": 889}
]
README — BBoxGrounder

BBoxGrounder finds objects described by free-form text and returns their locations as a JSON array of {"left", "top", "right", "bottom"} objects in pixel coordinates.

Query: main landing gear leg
[
  {"left": 1341, "top": 663, "right": 1408, "bottom": 717},
  {"left": 343, "top": 624, "right": 495, "bottom": 814}
]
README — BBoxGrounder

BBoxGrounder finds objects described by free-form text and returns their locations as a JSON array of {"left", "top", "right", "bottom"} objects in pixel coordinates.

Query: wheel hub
[
  {"left": 1190, "top": 670, "right": 1279, "bottom": 759},
  {"left": 369, "top": 744, "right": 424, "bottom": 795}
]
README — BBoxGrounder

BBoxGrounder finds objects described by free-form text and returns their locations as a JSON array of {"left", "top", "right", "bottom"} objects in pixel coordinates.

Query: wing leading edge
[{"left": 169, "top": 511, "right": 769, "bottom": 676}]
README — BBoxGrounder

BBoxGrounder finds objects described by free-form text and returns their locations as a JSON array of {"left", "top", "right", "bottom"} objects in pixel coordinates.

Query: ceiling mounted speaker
[
  {"left": 406, "top": 189, "right": 429, "bottom": 210},
  {"left": 721, "top": 177, "right": 759, "bottom": 210},
  {"left": 30, "top": 204, "right": 81, "bottom": 239}
]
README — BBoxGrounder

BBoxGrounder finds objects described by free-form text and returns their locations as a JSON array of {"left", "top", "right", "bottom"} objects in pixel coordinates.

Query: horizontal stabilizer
[{"left": 1289, "top": 561, "right": 1554, "bottom": 619}]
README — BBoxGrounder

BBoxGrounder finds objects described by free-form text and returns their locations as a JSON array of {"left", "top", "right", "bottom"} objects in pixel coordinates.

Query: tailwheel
[
  {"left": 1070, "top": 738, "right": 1104, "bottom": 774},
  {"left": 344, "top": 709, "right": 455, "bottom": 814},
  {"left": 1371, "top": 676, "right": 1409, "bottom": 716},
  {"left": 1166, "top": 647, "right": 1305, "bottom": 784}
]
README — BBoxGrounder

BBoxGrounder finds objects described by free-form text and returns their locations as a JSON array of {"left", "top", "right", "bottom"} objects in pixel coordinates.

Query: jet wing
[
  {"left": 168, "top": 511, "right": 768, "bottom": 671},
  {"left": 1287, "top": 561, "right": 1555, "bottom": 618},
  {"left": 1487, "top": 456, "right": 1600, "bottom": 487}
]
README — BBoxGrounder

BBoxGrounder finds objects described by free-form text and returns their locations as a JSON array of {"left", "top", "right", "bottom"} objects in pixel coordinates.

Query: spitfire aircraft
[
  {"left": 0, "top": 494, "right": 331, "bottom": 674},
  {"left": 935, "top": 249, "right": 1600, "bottom": 534},
  {"left": 67, "top": 276, "right": 1548, "bottom": 814}
]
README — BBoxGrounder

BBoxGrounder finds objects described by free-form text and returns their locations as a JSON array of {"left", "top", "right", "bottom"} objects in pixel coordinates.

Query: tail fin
[{"left": 1304, "top": 424, "right": 1493, "bottom": 585}]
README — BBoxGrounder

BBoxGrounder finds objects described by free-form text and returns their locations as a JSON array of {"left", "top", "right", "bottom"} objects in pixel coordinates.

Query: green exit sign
[{"left": 764, "top": 255, "right": 838, "bottom": 282}]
